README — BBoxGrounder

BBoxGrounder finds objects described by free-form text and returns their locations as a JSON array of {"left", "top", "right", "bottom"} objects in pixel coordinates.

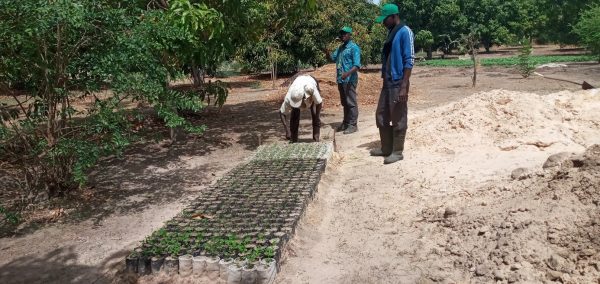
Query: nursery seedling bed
[{"left": 125, "top": 142, "right": 333, "bottom": 283}]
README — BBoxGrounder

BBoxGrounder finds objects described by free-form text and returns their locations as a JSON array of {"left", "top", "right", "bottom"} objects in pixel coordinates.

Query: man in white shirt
[{"left": 279, "top": 75, "right": 323, "bottom": 143}]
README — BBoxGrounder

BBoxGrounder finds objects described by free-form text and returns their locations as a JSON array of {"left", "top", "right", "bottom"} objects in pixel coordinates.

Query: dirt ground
[
  {"left": 276, "top": 87, "right": 600, "bottom": 284},
  {"left": 0, "top": 60, "right": 599, "bottom": 283}
]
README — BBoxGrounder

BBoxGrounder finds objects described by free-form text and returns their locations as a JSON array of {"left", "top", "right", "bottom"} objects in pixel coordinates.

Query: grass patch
[
  {"left": 249, "top": 81, "right": 262, "bottom": 89},
  {"left": 419, "top": 55, "right": 596, "bottom": 67}
]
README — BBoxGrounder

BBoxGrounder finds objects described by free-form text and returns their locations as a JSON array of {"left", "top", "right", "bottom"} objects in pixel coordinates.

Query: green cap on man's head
[
  {"left": 340, "top": 26, "right": 353, "bottom": 34},
  {"left": 375, "top": 3, "right": 399, "bottom": 23}
]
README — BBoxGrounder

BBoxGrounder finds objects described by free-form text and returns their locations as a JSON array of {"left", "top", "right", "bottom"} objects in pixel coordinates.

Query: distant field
[{"left": 419, "top": 55, "right": 597, "bottom": 67}]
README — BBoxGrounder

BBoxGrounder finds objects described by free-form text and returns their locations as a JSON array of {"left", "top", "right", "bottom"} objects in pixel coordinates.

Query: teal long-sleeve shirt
[{"left": 331, "top": 40, "right": 361, "bottom": 84}]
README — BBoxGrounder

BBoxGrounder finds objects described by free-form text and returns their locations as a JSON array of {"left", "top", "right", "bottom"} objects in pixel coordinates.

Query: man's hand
[
  {"left": 341, "top": 66, "right": 359, "bottom": 81},
  {"left": 398, "top": 80, "right": 410, "bottom": 103},
  {"left": 322, "top": 47, "right": 332, "bottom": 62},
  {"left": 398, "top": 91, "right": 408, "bottom": 103},
  {"left": 280, "top": 111, "right": 291, "bottom": 140},
  {"left": 397, "top": 68, "right": 412, "bottom": 103}
]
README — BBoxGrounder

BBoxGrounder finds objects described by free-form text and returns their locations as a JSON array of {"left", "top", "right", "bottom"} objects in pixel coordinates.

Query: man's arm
[
  {"left": 341, "top": 66, "right": 359, "bottom": 80},
  {"left": 279, "top": 102, "right": 291, "bottom": 140},
  {"left": 399, "top": 28, "right": 415, "bottom": 102},
  {"left": 311, "top": 102, "right": 323, "bottom": 142},
  {"left": 280, "top": 111, "right": 291, "bottom": 140},
  {"left": 398, "top": 68, "right": 412, "bottom": 102},
  {"left": 323, "top": 47, "right": 337, "bottom": 62}
]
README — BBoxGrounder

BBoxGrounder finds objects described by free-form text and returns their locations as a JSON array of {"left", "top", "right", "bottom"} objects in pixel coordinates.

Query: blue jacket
[
  {"left": 332, "top": 40, "right": 361, "bottom": 84},
  {"left": 382, "top": 26, "right": 415, "bottom": 84}
]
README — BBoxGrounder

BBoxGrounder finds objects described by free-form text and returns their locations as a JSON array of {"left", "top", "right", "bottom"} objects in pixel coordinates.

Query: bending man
[{"left": 279, "top": 75, "right": 323, "bottom": 143}]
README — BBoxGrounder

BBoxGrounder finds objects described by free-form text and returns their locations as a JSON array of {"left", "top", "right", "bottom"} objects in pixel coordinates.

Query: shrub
[
  {"left": 518, "top": 40, "right": 536, "bottom": 78},
  {"left": 573, "top": 5, "right": 600, "bottom": 63}
]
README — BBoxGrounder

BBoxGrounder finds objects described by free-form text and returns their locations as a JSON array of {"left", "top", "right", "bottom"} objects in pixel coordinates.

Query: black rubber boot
[
  {"left": 343, "top": 125, "right": 358, "bottom": 134},
  {"left": 384, "top": 130, "right": 406, "bottom": 164},
  {"left": 370, "top": 127, "right": 393, "bottom": 156},
  {"left": 336, "top": 123, "right": 347, "bottom": 132}
]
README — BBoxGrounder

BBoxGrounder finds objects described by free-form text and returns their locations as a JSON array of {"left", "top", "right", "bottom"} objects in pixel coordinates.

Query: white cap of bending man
[{"left": 289, "top": 84, "right": 315, "bottom": 109}]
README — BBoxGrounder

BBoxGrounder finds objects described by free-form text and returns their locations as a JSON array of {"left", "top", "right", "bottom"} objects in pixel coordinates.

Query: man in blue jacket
[
  {"left": 371, "top": 3, "right": 415, "bottom": 164},
  {"left": 329, "top": 26, "right": 361, "bottom": 135}
]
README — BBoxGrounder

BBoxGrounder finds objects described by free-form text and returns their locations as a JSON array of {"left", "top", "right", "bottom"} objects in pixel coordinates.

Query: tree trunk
[
  {"left": 45, "top": 90, "right": 57, "bottom": 147},
  {"left": 190, "top": 63, "right": 206, "bottom": 88},
  {"left": 268, "top": 46, "right": 277, "bottom": 89},
  {"left": 471, "top": 42, "right": 478, "bottom": 88},
  {"left": 273, "top": 62, "right": 277, "bottom": 89},
  {"left": 427, "top": 46, "right": 433, "bottom": 60},
  {"left": 158, "top": 0, "right": 169, "bottom": 9},
  {"left": 484, "top": 42, "right": 491, "bottom": 53}
]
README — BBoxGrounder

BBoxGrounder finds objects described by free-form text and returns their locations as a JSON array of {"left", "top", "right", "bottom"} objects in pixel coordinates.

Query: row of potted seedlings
[
  {"left": 253, "top": 143, "right": 332, "bottom": 161},
  {"left": 126, "top": 143, "right": 331, "bottom": 282},
  {"left": 127, "top": 231, "right": 283, "bottom": 284}
]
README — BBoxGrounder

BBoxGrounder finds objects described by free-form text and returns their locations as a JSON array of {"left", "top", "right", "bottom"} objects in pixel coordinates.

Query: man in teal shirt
[{"left": 328, "top": 26, "right": 361, "bottom": 134}]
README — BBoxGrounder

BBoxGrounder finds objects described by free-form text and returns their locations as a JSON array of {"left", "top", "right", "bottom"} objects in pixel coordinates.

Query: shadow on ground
[
  {"left": 357, "top": 140, "right": 380, "bottom": 151},
  {"left": 80, "top": 99, "right": 290, "bottom": 224},
  {"left": 3, "top": 97, "right": 296, "bottom": 236},
  {"left": 0, "top": 246, "right": 134, "bottom": 284}
]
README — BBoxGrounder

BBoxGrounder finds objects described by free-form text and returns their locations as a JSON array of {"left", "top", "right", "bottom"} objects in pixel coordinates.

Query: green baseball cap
[
  {"left": 375, "top": 3, "right": 399, "bottom": 23},
  {"left": 340, "top": 26, "right": 353, "bottom": 34}
]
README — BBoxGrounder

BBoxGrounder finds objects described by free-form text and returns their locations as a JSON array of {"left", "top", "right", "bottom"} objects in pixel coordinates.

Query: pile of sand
[
  {"left": 404, "top": 89, "right": 600, "bottom": 283},
  {"left": 415, "top": 145, "right": 600, "bottom": 283},
  {"left": 411, "top": 89, "right": 600, "bottom": 152}
]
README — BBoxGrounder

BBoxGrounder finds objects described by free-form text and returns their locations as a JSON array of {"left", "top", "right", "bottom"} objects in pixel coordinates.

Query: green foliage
[
  {"left": 352, "top": 24, "right": 375, "bottom": 66},
  {"left": 197, "top": 234, "right": 276, "bottom": 260},
  {"left": 420, "top": 55, "right": 595, "bottom": 67},
  {"left": 518, "top": 41, "right": 536, "bottom": 78},
  {"left": 536, "top": 0, "right": 596, "bottom": 45},
  {"left": 239, "top": 0, "right": 596, "bottom": 70},
  {"left": 388, "top": 0, "right": 595, "bottom": 54},
  {"left": 200, "top": 80, "right": 230, "bottom": 109},
  {"left": 573, "top": 5, "right": 600, "bottom": 62},
  {"left": 415, "top": 30, "right": 435, "bottom": 51},
  {"left": 0, "top": 206, "right": 20, "bottom": 225},
  {"left": 0, "top": 0, "right": 205, "bottom": 198},
  {"left": 369, "top": 24, "right": 389, "bottom": 64},
  {"left": 238, "top": 0, "right": 380, "bottom": 73}
]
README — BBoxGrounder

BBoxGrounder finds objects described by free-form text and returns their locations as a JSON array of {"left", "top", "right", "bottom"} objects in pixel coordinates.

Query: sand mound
[
  {"left": 411, "top": 89, "right": 600, "bottom": 152},
  {"left": 404, "top": 89, "right": 600, "bottom": 283},
  {"left": 416, "top": 145, "right": 600, "bottom": 283}
]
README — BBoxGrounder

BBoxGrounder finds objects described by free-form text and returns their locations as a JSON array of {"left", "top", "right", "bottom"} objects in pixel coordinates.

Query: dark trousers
[
  {"left": 376, "top": 84, "right": 408, "bottom": 132},
  {"left": 338, "top": 83, "right": 358, "bottom": 126},
  {"left": 290, "top": 103, "right": 321, "bottom": 142}
]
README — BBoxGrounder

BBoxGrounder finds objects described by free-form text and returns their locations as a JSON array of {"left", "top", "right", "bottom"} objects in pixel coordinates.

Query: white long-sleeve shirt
[{"left": 279, "top": 75, "right": 323, "bottom": 113}]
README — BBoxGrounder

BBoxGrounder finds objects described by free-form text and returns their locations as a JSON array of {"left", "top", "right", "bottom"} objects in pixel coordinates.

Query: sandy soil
[
  {"left": 0, "top": 61, "right": 599, "bottom": 283},
  {"left": 276, "top": 88, "right": 600, "bottom": 283}
]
